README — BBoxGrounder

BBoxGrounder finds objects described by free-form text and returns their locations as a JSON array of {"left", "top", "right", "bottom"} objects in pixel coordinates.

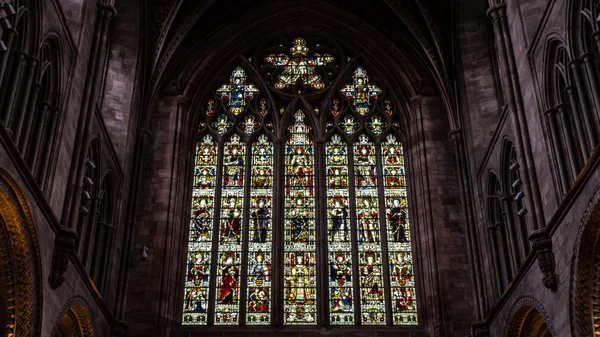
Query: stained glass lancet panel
[
  {"left": 326, "top": 135, "right": 354, "bottom": 324},
  {"left": 246, "top": 135, "right": 273, "bottom": 325},
  {"left": 183, "top": 135, "right": 218, "bottom": 325},
  {"left": 284, "top": 110, "right": 317, "bottom": 324},
  {"left": 354, "top": 134, "right": 386, "bottom": 325},
  {"left": 214, "top": 134, "right": 245, "bottom": 324},
  {"left": 382, "top": 135, "right": 417, "bottom": 324}
]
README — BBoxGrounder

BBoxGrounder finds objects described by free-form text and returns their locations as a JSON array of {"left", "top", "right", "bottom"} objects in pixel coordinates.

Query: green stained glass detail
[
  {"left": 212, "top": 114, "right": 233, "bottom": 135},
  {"left": 339, "top": 115, "right": 359, "bottom": 135},
  {"left": 367, "top": 115, "right": 387, "bottom": 135}
]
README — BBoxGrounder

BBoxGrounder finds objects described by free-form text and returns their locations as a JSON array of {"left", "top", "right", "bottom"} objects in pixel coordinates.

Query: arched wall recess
[
  {"left": 0, "top": 168, "right": 43, "bottom": 337},
  {"left": 51, "top": 297, "right": 97, "bottom": 337}
]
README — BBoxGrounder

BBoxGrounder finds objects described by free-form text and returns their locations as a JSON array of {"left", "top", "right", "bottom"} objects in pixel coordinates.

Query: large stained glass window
[
  {"left": 183, "top": 45, "right": 418, "bottom": 329},
  {"left": 246, "top": 134, "right": 273, "bottom": 324},
  {"left": 184, "top": 135, "right": 218, "bottom": 325},
  {"left": 354, "top": 134, "right": 386, "bottom": 325},
  {"left": 284, "top": 110, "right": 317, "bottom": 324},
  {"left": 382, "top": 135, "right": 417, "bottom": 324},
  {"left": 326, "top": 134, "right": 354, "bottom": 324}
]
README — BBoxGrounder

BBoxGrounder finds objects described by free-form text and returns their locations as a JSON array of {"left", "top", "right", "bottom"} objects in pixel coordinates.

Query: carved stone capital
[
  {"left": 97, "top": 2, "right": 117, "bottom": 20},
  {"left": 529, "top": 229, "right": 558, "bottom": 291},
  {"left": 110, "top": 320, "right": 128, "bottom": 337},
  {"left": 486, "top": 3, "right": 507, "bottom": 20},
  {"left": 448, "top": 128, "right": 463, "bottom": 142},
  {"left": 471, "top": 321, "right": 490, "bottom": 337},
  {"left": 48, "top": 228, "right": 79, "bottom": 289},
  {"left": 176, "top": 95, "right": 189, "bottom": 107},
  {"left": 409, "top": 96, "right": 423, "bottom": 110}
]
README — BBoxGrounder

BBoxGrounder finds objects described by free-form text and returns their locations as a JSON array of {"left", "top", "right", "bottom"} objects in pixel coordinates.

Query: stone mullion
[
  {"left": 239, "top": 140, "right": 253, "bottom": 325},
  {"left": 272, "top": 139, "right": 284, "bottom": 327},
  {"left": 556, "top": 104, "right": 582, "bottom": 180},
  {"left": 37, "top": 107, "right": 61, "bottom": 190},
  {"left": 347, "top": 138, "right": 361, "bottom": 326},
  {"left": 565, "top": 85, "right": 591, "bottom": 158},
  {"left": 207, "top": 139, "right": 225, "bottom": 326},
  {"left": 97, "top": 223, "right": 114, "bottom": 292},
  {"left": 582, "top": 53, "right": 600, "bottom": 125},
  {"left": 404, "top": 134, "right": 429, "bottom": 327},
  {"left": 1, "top": 51, "right": 25, "bottom": 130},
  {"left": 545, "top": 109, "right": 570, "bottom": 193},
  {"left": 17, "top": 83, "right": 41, "bottom": 154},
  {"left": 89, "top": 219, "right": 106, "bottom": 281},
  {"left": 375, "top": 141, "right": 393, "bottom": 327},
  {"left": 12, "top": 56, "right": 38, "bottom": 142},
  {"left": 569, "top": 60, "right": 598, "bottom": 150},
  {"left": 314, "top": 140, "right": 327, "bottom": 326},
  {"left": 496, "top": 222, "right": 513, "bottom": 282},
  {"left": 501, "top": 197, "right": 522, "bottom": 267},
  {"left": 26, "top": 102, "right": 49, "bottom": 171},
  {"left": 487, "top": 225, "right": 504, "bottom": 295},
  {"left": 0, "top": 21, "right": 16, "bottom": 90},
  {"left": 82, "top": 196, "right": 101, "bottom": 270}
]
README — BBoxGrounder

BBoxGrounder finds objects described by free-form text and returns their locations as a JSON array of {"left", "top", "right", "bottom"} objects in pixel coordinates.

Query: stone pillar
[
  {"left": 544, "top": 109, "right": 569, "bottom": 192},
  {"left": 556, "top": 104, "right": 581, "bottom": 180},
  {"left": 565, "top": 85, "right": 590, "bottom": 158},
  {"left": 569, "top": 60, "right": 598, "bottom": 150}
]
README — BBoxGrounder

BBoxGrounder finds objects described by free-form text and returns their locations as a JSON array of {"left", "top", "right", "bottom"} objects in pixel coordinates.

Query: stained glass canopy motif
[{"left": 183, "top": 43, "right": 416, "bottom": 327}]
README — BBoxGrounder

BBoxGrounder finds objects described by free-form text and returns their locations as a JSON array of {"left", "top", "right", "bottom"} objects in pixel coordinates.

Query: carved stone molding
[
  {"left": 51, "top": 296, "right": 97, "bottom": 337},
  {"left": 571, "top": 185, "right": 600, "bottom": 337},
  {"left": 0, "top": 168, "right": 42, "bottom": 337},
  {"left": 504, "top": 295, "right": 555, "bottom": 337},
  {"left": 48, "top": 227, "right": 78, "bottom": 290},
  {"left": 529, "top": 229, "right": 558, "bottom": 291}
]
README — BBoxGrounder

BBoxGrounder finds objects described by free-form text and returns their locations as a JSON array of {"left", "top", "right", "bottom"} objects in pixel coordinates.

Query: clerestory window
[{"left": 183, "top": 37, "right": 417, "bottom": 327}]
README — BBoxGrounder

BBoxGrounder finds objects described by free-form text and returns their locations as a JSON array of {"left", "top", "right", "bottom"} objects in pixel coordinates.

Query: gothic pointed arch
[
  {"left": 181, "top": 33, "right": 418, "bottom": 328},
  {"left": 0, "top": 168, "right": 43, "bottom": 337}
]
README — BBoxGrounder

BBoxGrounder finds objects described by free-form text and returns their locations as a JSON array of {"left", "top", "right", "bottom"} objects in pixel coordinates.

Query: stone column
[
  {"left": 569, "top": 59, "right": 598, "bottom": 150},
  {"left": 544, "top": 109, "right": 569, "bottom": 192},
  {"left": 501, "top": 197, "right": 521, "bottom": 269},
  {"left": 565, "top": 85, "right": 590, "bottom": 158},
  {"left": 12, "top": 56, "right": 38, "bottom": 142},
  {"left": 557, "top": 104, "right": 581, "bottom": 179}
]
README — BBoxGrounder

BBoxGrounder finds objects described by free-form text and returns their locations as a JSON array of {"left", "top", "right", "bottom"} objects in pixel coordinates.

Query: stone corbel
[
  {"left": 529, "top": 229, "right": 558, "bottom": 291},
  {"left": 111, "top": 320, "right": 128, "bottom": 337},
  {"left": 48, "top": 227, "right": 79, "bottom": 289},
  {"left": 471, "top": 321, "right": 489, "bottom": 337}
]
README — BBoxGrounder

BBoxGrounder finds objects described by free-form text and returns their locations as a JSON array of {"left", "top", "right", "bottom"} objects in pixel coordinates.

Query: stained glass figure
[
  {"left": 340, "top": 67, "right": 382, "bottom": 115},
  {"left": 284, "top": 110, "right": 317, "bottom": 324},
  {"left": 367, "top": 115, "right": 387, "bottom": 135},
  {"left": 339, "top": 115, "right": 359, "bottom": 135},
  {"left": 326, "top": 135, "right": 354, "bottom": 324},
  {"left": 183, "top": 135, "right": 218, "bottom": 325},
  {"left": 240, "top": 115, "right": 259, "bottom": 135},
  {"left": 212, "top": 114, "right": 233, "bottom": 135},
  {"left": 265, "top": 38, "right": 335, "bottom": 90},
  {"left": 216, "top": 67, "right": 259, "bottom": 115},
  {"left": 246, "top": 134, "right": 274, "bottom": 324},
  {"left": 382, "top": 135, "right": 417, "bottom": 324},
  {"left": 214, "top": 134, "right": 246, "bottom": 324},
  {"left": 354, "top": 134, "right": 386, "bottom": 324}
]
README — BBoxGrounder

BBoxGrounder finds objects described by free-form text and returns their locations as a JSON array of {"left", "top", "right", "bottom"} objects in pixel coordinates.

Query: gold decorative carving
[
  {"left": 0, "top": 169, "right": 43, "bottom": 337},
  {"left": 52, "top": 298, "right": 97, "bottom": 337},
  {"left": 571, "top": 186, "right": 600, "bottom": 337},
  {"left": 504, "top": 296, "right": 554, "bottom": 337}
]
